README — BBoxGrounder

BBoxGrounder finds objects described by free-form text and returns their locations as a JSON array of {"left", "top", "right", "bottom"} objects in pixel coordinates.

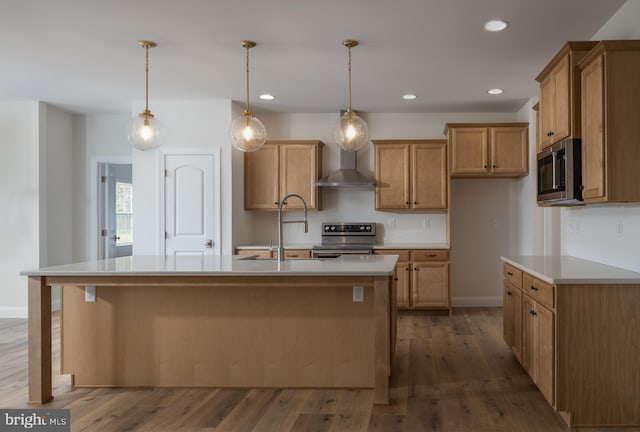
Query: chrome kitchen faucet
[{"left": 277, "top": 193, "right": 308, "bottom": 262}]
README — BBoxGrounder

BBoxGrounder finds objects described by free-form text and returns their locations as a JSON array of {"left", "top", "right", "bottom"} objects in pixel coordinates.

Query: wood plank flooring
[{"left": 2, "top": 308, "right": 638, "bottom": 431}]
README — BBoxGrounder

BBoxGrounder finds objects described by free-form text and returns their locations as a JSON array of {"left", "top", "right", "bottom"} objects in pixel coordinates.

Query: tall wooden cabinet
[
  {"left": 372, "top": 140, "right": 447, "bottom": 210},
  {"left": 445, "top": 123, "right": 529, "bottom": 177},
  {"left": 578, "top": 40, "right": 640, "bottom": 203},
  {"left": 535, "top": 41, "right": 598, "bottom": 151},
  {"left": 244, "top": 140, "right": 323, "bottom": 210}
]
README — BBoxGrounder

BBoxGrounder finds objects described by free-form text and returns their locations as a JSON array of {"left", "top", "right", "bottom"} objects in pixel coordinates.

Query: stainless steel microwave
[{"left": 536, "top": 138, "right": 583, "bottom": 205}]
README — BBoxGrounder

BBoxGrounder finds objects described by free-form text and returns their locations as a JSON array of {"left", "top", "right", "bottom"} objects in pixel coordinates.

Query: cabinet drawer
[
  {"left": 374, "top": 249, "right": 410, "bottom": 261},
  {"left": 411, "top": 250, "right": 449, "bottom": 262},
  {"left": 523, "top": 272, "right": 554, "bottom": 309},
  {"left": 235, "top": 249, "right": 272, "bottom": 259},
  {"left": 283, "top": 249, "right": 311, "bottom": 259},
  {"left": 503, "top": 264, "right": 523, "bottom": 289}
]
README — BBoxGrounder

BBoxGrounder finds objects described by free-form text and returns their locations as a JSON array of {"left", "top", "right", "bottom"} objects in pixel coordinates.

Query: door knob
[{"left": 205, "top": 240, "right": 213, "bottom": 248}]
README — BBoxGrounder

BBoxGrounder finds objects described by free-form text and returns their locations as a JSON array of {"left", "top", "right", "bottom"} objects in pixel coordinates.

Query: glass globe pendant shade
[
  {"left": 229, "top": 112, "right": 267, "bottom": 152},
  {"left": 128, "top": 112, "right": 164, "bottom": 151},
  {"left": 332, "top": 111, "right": 370, "bottom": 152}
]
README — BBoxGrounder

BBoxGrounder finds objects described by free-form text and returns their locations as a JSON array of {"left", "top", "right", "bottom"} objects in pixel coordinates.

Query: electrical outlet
[
  {"left": 423, "top": 218, "right": 431, "bottom": 229},
  {"left": 353, "top": 286, "right": 364, "bottom": 302},
  {"left": 388, "top": 218, "right": 396, "bottom": 229},
  {"left": 85, "top": 285, "right": 96, "bottom": 302},
  {"left": 617, "top": 220, "right": 623, "bottom": 238}
]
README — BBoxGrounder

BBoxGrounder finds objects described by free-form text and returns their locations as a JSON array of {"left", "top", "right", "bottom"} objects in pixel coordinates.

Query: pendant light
[
  {"left": 128, "top": 40, "right": 164, "bottom": 151},
  {"left": 229, "top": 40, "right": 267, "bottom": 152},
  {"left": 333, "top": 39, "right": 370, "bottom": 152}
]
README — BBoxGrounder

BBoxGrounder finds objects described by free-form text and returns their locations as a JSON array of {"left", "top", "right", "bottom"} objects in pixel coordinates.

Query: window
[{"left": 116, "top": 182, "right": 133, "bottom": 244}]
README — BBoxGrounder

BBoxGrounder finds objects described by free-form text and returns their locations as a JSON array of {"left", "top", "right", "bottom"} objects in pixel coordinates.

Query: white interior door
[{"left": 164, "top": 153, "right": 219, "bottom": 256}]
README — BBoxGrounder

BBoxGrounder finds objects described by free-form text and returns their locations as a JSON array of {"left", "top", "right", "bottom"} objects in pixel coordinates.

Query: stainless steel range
[{"left": 311, "top": 222, "right": 377, "bottom": 259}]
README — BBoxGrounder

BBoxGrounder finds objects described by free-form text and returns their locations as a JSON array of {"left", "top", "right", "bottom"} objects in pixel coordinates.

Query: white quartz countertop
[
  {"left": 501, "top": 255, "right": 640, "bottom": 284},
  {"left": 22, "top": 255, "right": 398, "bottom": 277}
]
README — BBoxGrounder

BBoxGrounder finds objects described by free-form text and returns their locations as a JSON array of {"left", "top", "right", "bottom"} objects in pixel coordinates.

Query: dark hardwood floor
[{"left": 1, "top": 308, "right": 638, "bottom": 431}]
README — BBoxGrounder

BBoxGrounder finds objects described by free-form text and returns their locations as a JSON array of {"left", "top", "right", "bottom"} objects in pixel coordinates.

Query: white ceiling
[{"left": 0, "top": 0, "right": 627, "bottom": 115}]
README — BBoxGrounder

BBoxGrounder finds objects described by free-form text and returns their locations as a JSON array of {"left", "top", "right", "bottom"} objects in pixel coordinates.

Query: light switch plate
[{"left": 85, "top": 285, "right": 96, "bottom": 302}]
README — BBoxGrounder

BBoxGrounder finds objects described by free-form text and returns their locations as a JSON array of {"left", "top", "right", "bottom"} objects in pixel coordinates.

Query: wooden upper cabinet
[
  {"left": 535, "top": 41, "right": 598, "bottom": 151},
  {"left": 244, "top": 140, "right": 323, "bottom": 210},
  {"left": 244, "top": 143, "right": 279, "bottom": 210},
  {"left": 579, "top": 40, "right": 640, "bottom": 203},
  {"left": 446, "top": 123, "right": 528, "bottom": 177},
  {"left": 373, "top": 140, "right": 447, "bottom": 210}
]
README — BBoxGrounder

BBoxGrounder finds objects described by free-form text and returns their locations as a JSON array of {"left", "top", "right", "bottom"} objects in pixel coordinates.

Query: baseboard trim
[{"left": 451, "top": 296, "right": 503, "bottom": 308}]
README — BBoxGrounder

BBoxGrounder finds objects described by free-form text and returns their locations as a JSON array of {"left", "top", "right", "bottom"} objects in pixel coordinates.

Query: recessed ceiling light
[
  {"left": 402, "top": 94, "right": 417, "bottom": 100},
  {"left": 484, "top": 20, "right": 509, "bottom": 32},
  {"left": 259, "top": 94, "right": 275, "bottom": 101},
  {"left": 487, "top": 88, "right": 504, "bottom": 95}
]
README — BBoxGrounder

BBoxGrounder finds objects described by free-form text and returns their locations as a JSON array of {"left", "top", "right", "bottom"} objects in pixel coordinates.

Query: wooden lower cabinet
[
  {"left": 522, "top": 295, "right": 554, "bottom": 406},
  {"left": 503, "top": 281, "right": 522, "bottom": 361},
  {"left": 412, "top": 262, "right": 449, "bottom": 308},
  {"left": 375, "top": 249, "right": 450, "bottom": 311},
  {"left": 502, "top": 261, "right": 640, "bottom": 427},
  {"left": 503, "top": 263, "right": 555, "bottom": 408}
]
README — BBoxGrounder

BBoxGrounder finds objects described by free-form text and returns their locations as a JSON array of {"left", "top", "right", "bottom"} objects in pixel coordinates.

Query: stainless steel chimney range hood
[{"left": 315, "top": 149, "right": 375, "bottom": 189}]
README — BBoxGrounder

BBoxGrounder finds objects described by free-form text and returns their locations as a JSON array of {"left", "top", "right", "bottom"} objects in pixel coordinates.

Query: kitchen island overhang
[{"left": 22, "top": 254, "right": 398, "bottom": 405}]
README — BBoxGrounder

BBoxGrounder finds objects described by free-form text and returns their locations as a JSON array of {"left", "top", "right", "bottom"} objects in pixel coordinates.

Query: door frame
[
  {"left": 92, "top": 156, "right": 132, "bottom": 261},
  {"left": 159, "top": 149, "right": 221, "bottom": 256}
]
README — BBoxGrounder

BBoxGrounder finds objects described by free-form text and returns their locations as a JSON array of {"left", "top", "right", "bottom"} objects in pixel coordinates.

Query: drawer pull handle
[
  {"left": 530, "top": 309, "right": 537, "bottom": 316},
  {"left": 507, "top": 291, "right": 513, "bottom": 296},
  {"left": 507, "top": 272, "right": 513, "bottom": 276},
  {"left": 425, "top": 254, "right": 437, "bottom": 257},
  {"left": 530, "top": 286, "right": 539, "bottom": 291}
]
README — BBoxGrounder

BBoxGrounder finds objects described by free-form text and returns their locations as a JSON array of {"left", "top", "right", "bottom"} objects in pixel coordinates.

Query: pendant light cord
[
  {"left": 145, "top": 45, "right": 150, "bottom": 113},
  {"left": 347, "top": 45, "right": 352, "bottom": 113},
  {"left": 245, "top": 45, "right": 250, "bottom": 113}
]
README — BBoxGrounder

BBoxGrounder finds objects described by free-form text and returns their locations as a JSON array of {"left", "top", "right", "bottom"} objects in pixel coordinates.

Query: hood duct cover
[{"left": 315, "top": 149, "right": 375, "bottom": 188}]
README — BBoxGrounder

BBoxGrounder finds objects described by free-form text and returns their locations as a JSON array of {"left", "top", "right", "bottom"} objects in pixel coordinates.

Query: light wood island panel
[{"left": 27, "top": 271, "right": 394, "bottom": 406}]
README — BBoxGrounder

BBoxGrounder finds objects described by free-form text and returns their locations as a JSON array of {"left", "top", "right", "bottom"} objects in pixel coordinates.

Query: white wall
[
  {"left": 39, "top": 104, "right": 75, "bottom": 311},
  {"left": 132, "top": 100, "right": 234, "bottom": 255},
  {"left": 559, "top": 0, "right": 640, "bottom": 272},
  {"left": 72, "top": 113, "right": 131, "bottom": 262},
  {"left": 0, "top": 101, "right": 40, "bottom": 317}
]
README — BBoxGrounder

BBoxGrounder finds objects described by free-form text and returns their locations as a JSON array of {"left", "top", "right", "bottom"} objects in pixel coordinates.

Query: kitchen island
[{"left": 22, "top": 254, "right": 398, "bottom": 405}]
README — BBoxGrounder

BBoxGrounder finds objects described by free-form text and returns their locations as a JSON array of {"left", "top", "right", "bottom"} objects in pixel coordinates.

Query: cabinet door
[
  {"left": 552, "top": 55, "right": 570, "bottom": 143},
  {"left": 491, "top": 127, "right": 528, "bottom": 175},
  {"left": 581, "top": 54, "right": 605, "bottom": 201},
  {"left": 539, "top": 74, "right": 556, "bottom": 150},
  {"left": 375, "top": 144, "right": 410, "bottom": 209},
  {"left": 396, "top": 262, "right": 410, "bottom": 308},
  {"left": 503, "top": 281, "right": 522, "bottom": 361},
  {"left": 450, "top": 128, "right": 488, "bottom": 175},
  {"left": 280, "top": 144, "right": 320, "bottom": 210},
  {"left": 536, "top": 303, "right": 555, "bottom": 406},
  {"left": 412, "top": 142, "right": 447, "bottom": 209},
  {"left": 522, "top": 296, "right": 536, "bottom": 377},
  {"left": 244, "top": 144, "right": 280, "bottom": 209},
  {"left": 412, "top": 262, "right": 449, "bottom": 308}
]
